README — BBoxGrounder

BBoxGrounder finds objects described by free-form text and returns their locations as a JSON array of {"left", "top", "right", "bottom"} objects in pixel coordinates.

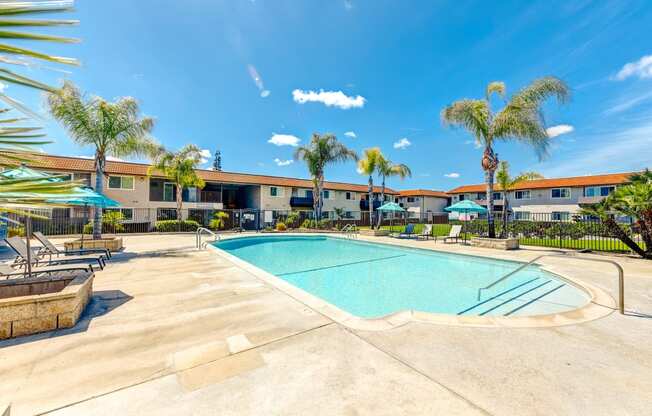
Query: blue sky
[{"left": 9, "top": 0, "right": 652, "bottom": 191}]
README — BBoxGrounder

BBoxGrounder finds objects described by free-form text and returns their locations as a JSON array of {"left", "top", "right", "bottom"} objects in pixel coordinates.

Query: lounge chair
[
  {"left": 5, "top": 237, "right": 105, "bottom": 270},
  {"left": 0, "top": 262, "right": 93, "bottom": 279},
  {"left": 391, "top": 223, "right": 416, "bottom": 239},
  {"left": 416, "top": 224, "right": 434, "bottom": 240},
  {"left": 443, "top": 225, "right": 463, "bottom": 243},
  {"left": 33, "top": 231, "right": 111, "bottom": 259}
]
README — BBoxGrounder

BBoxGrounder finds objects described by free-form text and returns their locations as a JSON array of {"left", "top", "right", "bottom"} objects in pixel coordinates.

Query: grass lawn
[
  {"left": 520, "top": 237, "right": 646, "bottom": 253},
  {"left": 360, "top": 223, "right": 453, "bottom": 236}
]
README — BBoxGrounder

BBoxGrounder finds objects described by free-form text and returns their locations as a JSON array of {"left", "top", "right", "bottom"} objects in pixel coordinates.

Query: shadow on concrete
[
  {"left": 108, "top": 248, "right": 197, "bottom": 264},
  {"left": 0, "top": 289, "right": 132, "bottom": 348}
]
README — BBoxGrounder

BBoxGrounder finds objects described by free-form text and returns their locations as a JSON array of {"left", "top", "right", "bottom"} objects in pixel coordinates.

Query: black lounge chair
[
  {"left": 33, "top": 231, "right": 111, "bottom": 259},
  {"left": 5, "top": 237, "right": 105, "bottom": 270}
]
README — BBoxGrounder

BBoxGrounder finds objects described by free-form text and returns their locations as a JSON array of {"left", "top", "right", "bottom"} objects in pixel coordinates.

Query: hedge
[{"left": 154, "top": 220, "right": 201, "bottom": 232}]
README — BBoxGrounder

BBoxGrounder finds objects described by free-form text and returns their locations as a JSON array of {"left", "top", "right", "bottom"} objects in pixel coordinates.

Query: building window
[
  {"left": 108, "top": 175, "right": 134, "bottom": 190},
  {"left": 514, "top": 190, "right": 531, "bottom": 200},
  {"left": 322, "top": 190, "right": 330, "bottom": 199},
  {"left": 407, "top": 197, "right": 415, "bottom": 203},
  {"left": 551, "top": 188, "right": 571, "bottom": 199},
  {"left": 514, "top": 211, "right": 531, "bottom": 220},
  {"left": 345, "top": 192, "right": 355, "bottom": 200},
  {"left": 552, "top": 211, "right": 570, "bottom": 221},
  {"left": 305, "top": 190, "right": 313, "bottom": 199},
  {"left": 584, "top": 186, "right": 615, "bottom": 197},
  {"left": 73, "top": 172, "right": 91, "bottom": 187},
  {"left": 157, "top": 208, "right": 177, "bottom": 220},
  {"left": 458, "top": 194, "right": 465, "bottom": 201},
  {"left": 163, "top": 183, "right": 175, "bottom": 201},
  {"left": 270, "top": 186, "right": 278, "bottom": 197},
  {"left": 492, "top": 192, "right": 502, "bottom": 200},
  {"left": 476, "top": 192, "right": 486, "bottom": 200}
]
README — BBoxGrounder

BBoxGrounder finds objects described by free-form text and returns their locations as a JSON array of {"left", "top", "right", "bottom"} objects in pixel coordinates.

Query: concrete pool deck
[{"left": 0, "top": 233, "right": 650, "bottom": 415}]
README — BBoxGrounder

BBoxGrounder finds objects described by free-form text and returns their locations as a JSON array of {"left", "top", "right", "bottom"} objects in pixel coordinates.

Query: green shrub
[
  {"left": 209, "top": 211, "right": 229, "bottom": 230},
  {"left": 154, "top": 220, "right": 200, "bottom": 232},
  {"left": 8, "top": 226, "right": 25, "bottom": 237},
  {"left": 83, "top": 211, "right": 126, "bottom": 234},
  {"left": 276, "top": 222, "right": 287, "bottom": 231},
  {"left": 301, "top": 219, "right": 315, "bottom": 229},
  {"left": 286, "top": 211, "right": 299, "bottom": 228}
]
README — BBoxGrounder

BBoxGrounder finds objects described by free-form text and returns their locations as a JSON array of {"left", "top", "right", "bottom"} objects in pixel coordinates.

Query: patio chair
[
  {"left": 0, "top": 262, "right": 93, "bottom": 279},
  {"left": 5, "top": 237, "right": 105, "bottom": 270},
  {"left": 416, "top": 224, "right": 434, "bottom": 241},
  {"left": 391, "top": 223, "right": 416, "bottom": 239},
  {"left": 443, "top": 225, "right": 463, "bottom": 243},
  {"left": 33, "top": 231, "right": 111, "bottom": 259}
]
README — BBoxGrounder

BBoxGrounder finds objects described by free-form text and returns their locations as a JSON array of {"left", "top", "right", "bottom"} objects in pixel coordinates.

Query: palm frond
[
  {"left": 441, "top": 99, "right": 490, "bottom": 143},
  {"left": 357, "top": 147, "right": 382, "bottom": 176},
  {"left": 486, "top": 81, "right": 505, "bottom": 100}
]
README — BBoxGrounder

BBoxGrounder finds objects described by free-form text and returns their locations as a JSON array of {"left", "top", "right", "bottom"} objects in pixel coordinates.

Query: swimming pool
[{"left": 213, "top": 235, "right": 589, "bottom": 319}]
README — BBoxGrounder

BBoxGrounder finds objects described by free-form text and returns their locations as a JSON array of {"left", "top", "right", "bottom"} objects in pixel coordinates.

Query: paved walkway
[{"left": 1, "top": 234, "right": 650, "bottom": 415}]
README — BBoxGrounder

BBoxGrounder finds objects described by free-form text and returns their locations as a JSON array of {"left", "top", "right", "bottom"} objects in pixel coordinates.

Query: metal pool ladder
[
  {"left": 341, "top": 224, "right": 359, "bottom": 239},
  {"left": 196, "top": 227, "right": 220, "bottom": 249},
  {"left": 477, "top": 253, "right": 625, "bottom": 314}
]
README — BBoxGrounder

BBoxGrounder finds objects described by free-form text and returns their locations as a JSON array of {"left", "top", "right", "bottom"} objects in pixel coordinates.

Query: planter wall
[
  {"left": 359, "top": 229, "right": 390, "bottom": 237},
  {"left": 470, "top": 237, "right": 520, "bottom": 250},
  {"left": 0, "top": 272, "right": 94, "bottom": 339},
  {"left": 65, "top": 237, "right": 123, "bottom": 252}
]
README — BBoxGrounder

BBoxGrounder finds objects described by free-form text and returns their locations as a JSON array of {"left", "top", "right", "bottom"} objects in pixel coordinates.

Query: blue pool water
[{"left": 214, "top": 235, "right": 589, "bottom": 319}]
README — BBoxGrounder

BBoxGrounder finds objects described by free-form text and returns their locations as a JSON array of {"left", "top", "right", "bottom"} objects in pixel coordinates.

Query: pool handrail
[
  {"left": 477, "top": 253, "right": 625, "bottom": 314},
  {"left": 196, "top": 227, "right": 220, "bottom": 249}
]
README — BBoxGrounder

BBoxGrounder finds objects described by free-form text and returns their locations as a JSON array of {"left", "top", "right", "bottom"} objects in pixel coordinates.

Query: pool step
[{"left": 459, "top": 278, "right": 567, "bottom": 317}]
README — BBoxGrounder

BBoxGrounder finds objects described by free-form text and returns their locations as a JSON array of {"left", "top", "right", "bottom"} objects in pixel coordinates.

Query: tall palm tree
[
  {"left": 357, "top": 147, "right": 382, "bottom": 227},
  {"left": 294, "top": 133, "right": 358, "bottom": 221},
  {"left": 441, "top": 77, "right": 570, "bottom": 238},
  {"left": 149, "top": 144, "right": 206, "bottom": 229},
  {"left": 375, "top": 155, "right": 411, "bottom": 228},
  {"left": 607, "top": 172, "right": 652, "bottom": 256},
  {"left": 495, "top": 161, "right": 543, "bottom": 238},
  {"left": 47, "top": 81, "right": 158, "bottom": 239}
]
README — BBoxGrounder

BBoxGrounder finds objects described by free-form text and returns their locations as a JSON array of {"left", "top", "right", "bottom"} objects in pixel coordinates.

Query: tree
[
  {"left": 357, "top": 147, "right": 382, "bottom": 227},
  {"left": 209, "top": 211, "right": 229, "bottom": 230},
  {"left": 294, "top": 133, "right": 358, "bottom": 221},
  {"left": 441, "top": 77, "right": 570, "bottom": 238},
  {"left": 333, "top": 206, "right": 345, "bottom": 229},
  {"left": 495, "top": 161, "right": 542, "bottom": 238},
  {"left": 149, "top": 144, "right": 206, "bottom": 230},
  {"left": 47, "top": 81, "right": 158, "bottom": 239},
  {"left": 375, "top": 155, "right": 411, "bottom": 228}
]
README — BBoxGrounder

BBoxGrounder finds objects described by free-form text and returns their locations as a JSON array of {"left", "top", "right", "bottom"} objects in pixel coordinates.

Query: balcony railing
[
  {"left": 290, "top": 196, "right": 314, "bottom": 207},
  {"left": 199, "top": 190, "right": 222, "bottom": 203},
  {"left": 578, "top": 195, "right": 606, "bottom": 205}
]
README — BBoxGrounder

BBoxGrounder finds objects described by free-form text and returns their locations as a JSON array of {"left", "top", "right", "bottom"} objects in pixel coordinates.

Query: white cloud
[
  {"left": 613, "top": 55, "right": 652, "bottom": 81},
  {"left": 546, "top": 124, "right": 574, "bottom": 138},
  {"left": 199, "top": 148, "right": 212, "bottom": 164},
  {"left": 393, "top": 137, "right": 411, "bottom": 149},
  {"left": 274, "top": 158, "right": 293, "bottom": 166},
  {"left": 75, "top": 155, "right": 125, "bottom": 162},
  {"left": 444, "top": 172, "right": 460, "bottom": 178},
  {"left": 268, "top": 133, "right": 300, "bottom": 147},
  {"left": 603, "top": 90, "right": 652, "bottom": 115},
  {"left": 464, "top": 139, "right": 482, "bottom": 149},
  {"left": 344, "top": 0, "right": 353, "bottom": 10},
  {"left": 344, "top": 131, "right": 357, "bottom": 138},
  {"left": 292, "top": 89, "right": 365, "bottom": 109}
]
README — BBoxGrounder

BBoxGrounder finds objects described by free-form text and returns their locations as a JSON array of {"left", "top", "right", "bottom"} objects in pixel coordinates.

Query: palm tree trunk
[
  {"left": 93, "top": 153, "right": 105, "bottom": 240},
  {"left": 485, "top": 169, "right": 496, "bottom": 238},
  {"left": 176, "top": 184, "right": 183, "bottom": 232},
  {"left": 606, "top": 217, "right": 649, "bottom": 258},
  {"left": 318, "top": 174, "right": 325, "bottom": 223},
  {"left": 376, "top": 174, "right": 386, "bottom": 229},
  {"left": 639, "top": 211, "right": 652, "bottom": 255},
  {"left": 501, "top": 193, "right": 508, "bottom": 238},
  {"left": 367, "top": 175, "right": 373, "bottom": 228},
  {"left": 312, "top": 179, "right": 320, "bottom": 226}
]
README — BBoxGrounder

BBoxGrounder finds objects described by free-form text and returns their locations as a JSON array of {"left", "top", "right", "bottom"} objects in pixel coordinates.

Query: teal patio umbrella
[
  {"left": 377, "top": 202, "right": 405, "bottom": 230},
  {"left": 445, "top": 200, "right": 487, "bottom": 244}
]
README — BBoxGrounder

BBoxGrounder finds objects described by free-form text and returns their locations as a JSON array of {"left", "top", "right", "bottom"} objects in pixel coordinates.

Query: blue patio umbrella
[
  {"left": 377, "top": 202, "right": 405, "bottom": 229},
  {"left": 445, "top": 200, "right": 487, "bottom": 244}
]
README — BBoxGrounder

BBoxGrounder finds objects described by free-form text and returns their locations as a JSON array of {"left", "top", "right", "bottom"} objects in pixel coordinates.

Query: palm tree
[
  {"left": 495, "top": 161, "right": 543, "bottom": 238},
  {"left": 294, "top": 133, "right": 358, "bottom": 222},
  {"left": 357, "top": 147, "right": 382, "bottom": 227},
  {"left": 47, "top": 81, "right": 158, "bottom": 239},
  {"left": 607, "top": 173, "right": 652, "bottom": 256},
  {"left": 441, "top": 77, "right": 570, "bottom": 238},
  {"left": 375, "top": 155, "right": 411, "bottom": 228},
  {"left": 149, "top": 145, "right": 206, "bottom": 229}
]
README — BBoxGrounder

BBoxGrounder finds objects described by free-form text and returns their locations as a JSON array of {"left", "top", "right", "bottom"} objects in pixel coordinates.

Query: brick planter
[
  {"left": 65, "top": 237, "right": 123, "bottom": 252},
  {"left": 359, "top": 229, "right": 390, "bottom": 237},
  {"left": 470, "top": 237, "right": 520, "bottom": 250},
  {"left": 0, "top": 272, "right": 94, "bottom": 339}
]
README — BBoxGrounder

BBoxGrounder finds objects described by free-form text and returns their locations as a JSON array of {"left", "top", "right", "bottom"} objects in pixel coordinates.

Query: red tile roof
[
  {"left": 447, "top": 172, "right": 635, "bottom": 194},
  {"left": 398, "top": 189, "right": 449, "bottom": 198},
  {"left": 1, "top": 152, "right": 396, "bottom": 194}
]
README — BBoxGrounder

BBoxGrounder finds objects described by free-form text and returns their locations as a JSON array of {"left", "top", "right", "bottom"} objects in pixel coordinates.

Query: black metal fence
[{"left": 2, "top": 208, "right": 644, "bottom": 254}]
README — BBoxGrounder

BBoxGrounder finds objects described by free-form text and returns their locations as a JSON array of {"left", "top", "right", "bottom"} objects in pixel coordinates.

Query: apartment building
[
  {"left": 447, "top": 172, "right": 634, "bottom": 220},
  {"left": 1, "top": 153, "right": 401, "bottom": 229},
  {"left": 395, "top": 190, "right": 450, "bottom": 221}
]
